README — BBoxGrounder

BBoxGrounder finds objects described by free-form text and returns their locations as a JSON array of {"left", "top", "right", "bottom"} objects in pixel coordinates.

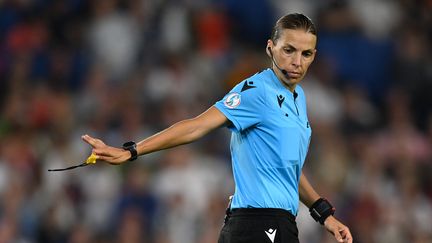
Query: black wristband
[
  {"left": 122, "top": 141, "right": 138, "bottom": 161},
  {"left": 309, "top": 198, "right": 335, "bottom": 225}
]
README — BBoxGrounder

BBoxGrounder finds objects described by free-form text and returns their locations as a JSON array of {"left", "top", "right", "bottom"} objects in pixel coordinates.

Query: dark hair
[{"left": 270, "top": 13, "right": 316, "bottom": 43}]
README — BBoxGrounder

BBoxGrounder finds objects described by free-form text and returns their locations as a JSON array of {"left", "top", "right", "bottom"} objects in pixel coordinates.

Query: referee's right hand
[{"left": 82, "top": 134, "right": 130, "bottom": 165}]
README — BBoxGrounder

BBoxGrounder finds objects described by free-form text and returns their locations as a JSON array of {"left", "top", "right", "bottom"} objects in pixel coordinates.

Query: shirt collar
[{"left": 267, "top": 68, "right": 298, "bottom": 99}]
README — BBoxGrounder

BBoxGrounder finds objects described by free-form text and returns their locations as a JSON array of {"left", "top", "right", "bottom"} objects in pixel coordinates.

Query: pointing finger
[
  {"left": 81, "top": 134, "right": 94, "bottom": 145},
  {"left": 82, "top": 134, "right": 104, "bottom": 148}
]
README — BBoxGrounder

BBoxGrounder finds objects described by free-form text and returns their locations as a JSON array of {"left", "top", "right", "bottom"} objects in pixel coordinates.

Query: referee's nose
[{"left": 291, "top": 52, "right": 302, "bottom": 68}]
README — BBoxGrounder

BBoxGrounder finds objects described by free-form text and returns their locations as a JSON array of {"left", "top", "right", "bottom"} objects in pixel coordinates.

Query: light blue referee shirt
[{"left": 214, "top": 68, "right": 312, "bottom": 215}]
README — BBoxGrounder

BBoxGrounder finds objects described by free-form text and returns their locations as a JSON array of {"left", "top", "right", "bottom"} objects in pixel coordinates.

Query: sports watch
[{"left": 122, "top": 141, "right": 138, "bottom": 161}]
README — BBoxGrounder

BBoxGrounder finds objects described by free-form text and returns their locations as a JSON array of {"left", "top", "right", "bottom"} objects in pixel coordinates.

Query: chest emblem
[{"left": 277, "top": 95, "right": 285, "bottom": 108}]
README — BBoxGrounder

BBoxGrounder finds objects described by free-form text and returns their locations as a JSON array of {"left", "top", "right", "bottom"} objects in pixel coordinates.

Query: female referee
[{"left": 82, "top": 13, "right": 352, "bottom": 243}]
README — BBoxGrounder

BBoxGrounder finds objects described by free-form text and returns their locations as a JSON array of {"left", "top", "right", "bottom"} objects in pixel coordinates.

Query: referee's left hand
[{"left": 324, "top": 216, "right": 352, "bottom": 243}]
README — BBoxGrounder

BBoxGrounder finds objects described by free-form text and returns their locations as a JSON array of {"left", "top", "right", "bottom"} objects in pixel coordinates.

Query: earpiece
[{"left": 268, "top": 47, "right": 288, "bottom": 76}]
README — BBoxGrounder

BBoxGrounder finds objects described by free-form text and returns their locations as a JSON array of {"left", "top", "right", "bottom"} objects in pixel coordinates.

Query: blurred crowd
[{"left": 0, "top": 0, "right": 431, "bottom": 242}]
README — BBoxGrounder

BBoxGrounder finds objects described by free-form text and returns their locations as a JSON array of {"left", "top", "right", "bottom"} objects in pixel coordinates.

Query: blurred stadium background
[{"left": 0, "top": 0, "right": 431, "bottom": 242}]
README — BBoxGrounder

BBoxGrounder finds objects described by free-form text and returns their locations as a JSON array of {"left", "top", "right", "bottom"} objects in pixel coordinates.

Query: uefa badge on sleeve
[{"left": 224, "top": 92, "right": 241, "bottom": 109}]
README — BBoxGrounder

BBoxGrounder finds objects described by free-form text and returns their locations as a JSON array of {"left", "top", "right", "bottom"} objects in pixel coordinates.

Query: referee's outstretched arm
[
  {"left": 81, "top": 106, "right": 228, "bottom": 164},
  {"left": 299, "top": 172, "right": 353, "bottom": 243}
]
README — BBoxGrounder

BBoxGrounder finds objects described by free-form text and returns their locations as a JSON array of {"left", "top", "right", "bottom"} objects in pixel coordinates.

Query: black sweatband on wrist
[{"left": 309, "top": 198, "right": 335, "bottom": 225}]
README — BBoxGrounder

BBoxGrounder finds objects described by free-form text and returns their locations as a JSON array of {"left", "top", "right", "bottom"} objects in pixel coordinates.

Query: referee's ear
[{"left": 266, "top": 39, "right": 273, "bottom": 58}]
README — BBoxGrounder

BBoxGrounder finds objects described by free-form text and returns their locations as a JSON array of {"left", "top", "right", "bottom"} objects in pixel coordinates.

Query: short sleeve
[{"left": 214, "top": 79, "right": 266, "bottom": 132}]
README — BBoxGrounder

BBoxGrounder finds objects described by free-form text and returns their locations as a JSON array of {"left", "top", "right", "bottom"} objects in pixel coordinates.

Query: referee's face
[{"left": 268, "top": 29, "right": 317, "bottom": 90}]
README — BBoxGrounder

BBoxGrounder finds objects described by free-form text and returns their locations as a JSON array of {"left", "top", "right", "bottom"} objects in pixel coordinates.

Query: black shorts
[{"left": 218, "top": 208, "right": 299, "bottom": 243}]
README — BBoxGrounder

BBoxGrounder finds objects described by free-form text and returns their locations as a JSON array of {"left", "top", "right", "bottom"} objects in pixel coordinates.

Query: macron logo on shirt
[
  {"left": 277, "top": 95, "right": 285, "bottom": 107},
  {"left": 265, "top": 228, "right": 277, "bottom": 243}
]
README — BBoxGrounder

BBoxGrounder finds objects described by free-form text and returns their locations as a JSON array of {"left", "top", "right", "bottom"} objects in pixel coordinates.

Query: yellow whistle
[{"left": 86, "top": 153, "right": 98, "bottom": 164}]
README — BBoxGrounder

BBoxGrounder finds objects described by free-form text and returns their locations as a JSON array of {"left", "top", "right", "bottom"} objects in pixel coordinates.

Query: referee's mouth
[{"left": 286, "top": 71, "right": 302, "bottom": 78}]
